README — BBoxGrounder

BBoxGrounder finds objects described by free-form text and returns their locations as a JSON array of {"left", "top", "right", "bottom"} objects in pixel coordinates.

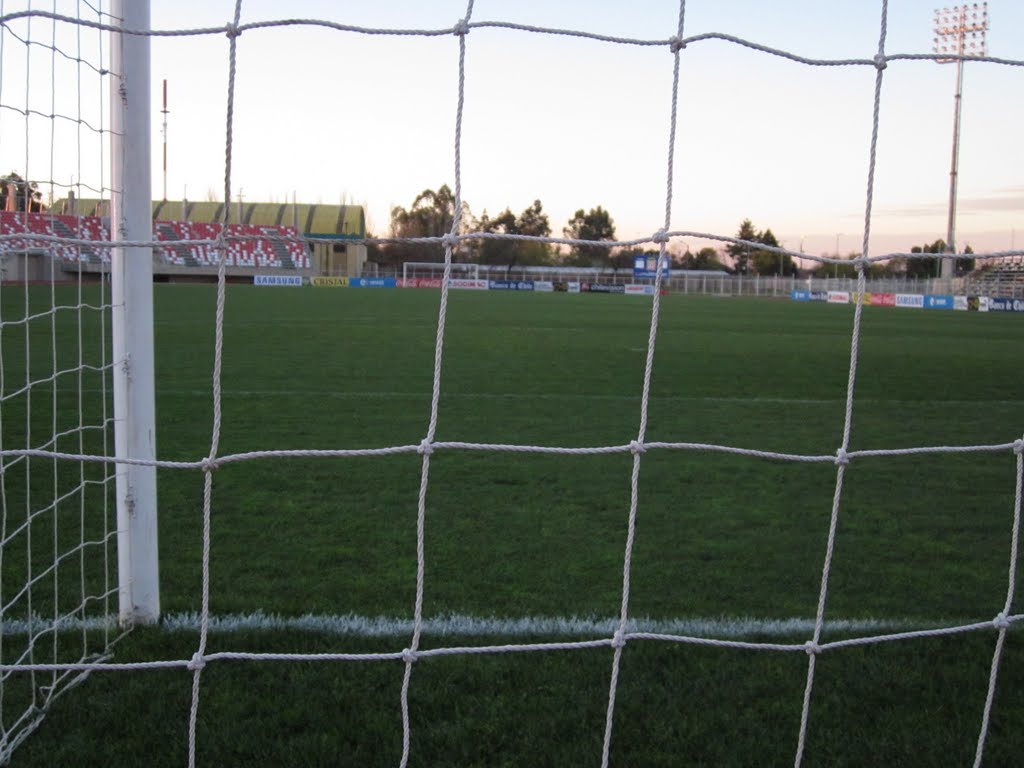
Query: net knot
[
  {"left": 834, "top": 448, "right": 850, "bottom": 467},
  {"left": 214, "top": 230, "right": 230, "bottom": 256},
  {"left": 1013, "top": 439, "right": 1023, "bottom": 455},
  {"left": 452, "top": 18, "right": 470, "bottom": 37},
  {"left": 804, "top": 640, "right": 820, "bottom": 656},
  {"left": 418, "top": 439, "right": 434, "bottom": 456},
  {"left": 629, "top": 440, "right": 646, "bottom": 455},
  {"left": 402, "top": 648, "right": 418, "bottom": 664},
  {"left": 873, "top": 54, "right": 887, "bottom": 70},
  {"left": 852, "top": 256, "right": 867, "bottom": 273},
  {"left": 668, "top": 36, "right": 685, "bottom": 54},
  {"left": 441, "top": 233, "right": 458, "bottom": 252},
  {"left": 611, "top": 629, "right": 627, "bottom": 649},
  {"left": 200, "top": 456, "right": 217, "bottom": 473},
  {"left": 187, "top": 652, "right": 207, "bottom": 671},
  {"left": 993, "top": 612, "right": 1011, "bottom": 630},
  {"left": 651, "top": 228, "right": 670, "bottom": 245},
  {"left": 224, "top": 22, "right": 241, "bottom": 39}
]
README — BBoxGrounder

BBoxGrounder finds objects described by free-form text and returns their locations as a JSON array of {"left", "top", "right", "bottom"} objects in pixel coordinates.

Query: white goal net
[
  {"left": 0, "top": 1, "right": 128, "bottom": 761},
  {"left": 0, "top": 1, "right": 1022, "bottom": 767}
]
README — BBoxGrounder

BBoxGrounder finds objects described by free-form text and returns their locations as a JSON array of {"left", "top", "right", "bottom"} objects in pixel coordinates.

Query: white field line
[
  {"left": 4, "top": 612, "right": 949, "bottom": 638},
  {"left": 61, "top": 388, "right": 1019, "bottom": 407}
]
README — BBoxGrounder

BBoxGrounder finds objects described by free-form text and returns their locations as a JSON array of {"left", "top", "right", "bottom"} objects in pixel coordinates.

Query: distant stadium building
[{"left": 36, "top": 195, "right": 367, "bottom": 280}]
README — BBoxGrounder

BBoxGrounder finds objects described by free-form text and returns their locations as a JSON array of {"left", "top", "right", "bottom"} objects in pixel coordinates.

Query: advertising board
[
  {"left": 924, "top": 294, "right": 954, "bottom": 310},
  {"left": 895, "top": 294, "right": 924, "bottom": 309},
  {"left": 870, "top": 293, "right": 896, "bottom": 307},
  {"left": 450, "top": 278, "right": 489, "bottom": 290},
  {"left": 488, "top": 280, "right": 535, "bottom": 291},
  {"left": 349, "top": 277, "right": 397, "bottom": 288},
  {"left": 633, "top": 253, "right": 669, "bottom": 279},
  {"left": 254, "top": 274, "right": 302, "bottom": 287},
  {"left": 310, "top": 276, "right": 348, "bottom": 287},
  {"left": 624, "top": 284, "right": 656, "bottom": 296},
  {"left": 398, "top": 277, "right": 442, "bottom": 288},
  {"left": 987, "top": 297, "right": 1024, "bottom": 312}
]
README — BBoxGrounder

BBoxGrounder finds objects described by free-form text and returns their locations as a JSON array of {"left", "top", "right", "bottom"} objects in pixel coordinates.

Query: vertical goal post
[{"left": 109, "top": 0, "right": 159, "bottom": 627}]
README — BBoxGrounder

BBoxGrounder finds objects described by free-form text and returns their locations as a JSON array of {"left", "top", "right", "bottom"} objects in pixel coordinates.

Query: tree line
[
  {"left": 378, "top": 183, "right": 623, "bottom": 270},
  {"left": 377, "top": 185, "right": 977, "bottom": 277}
]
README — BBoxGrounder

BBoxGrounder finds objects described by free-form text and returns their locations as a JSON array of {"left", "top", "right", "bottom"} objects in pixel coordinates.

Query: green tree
[
  {"left": 0, "top": 172, "right": 45, "bottom": 212},
  {"left": 680, "top": 246, "right": 729, "bottom": 272},
  {"left": 905, "top": 239, "right": 945, "bottom": 279},
  {"left": 610, "top": 249, "right": 642, "bottom": 276},
  {"left": 813, "top": 256, "right": 860, "bottom": 279},
  {"left": 563, "top": 206, "right": 615, "bottom": 267},
  {"left": 478, "top": 199, "right": 552, "bottom": 269},
  {"left": 383, "top": 184, "right": 471, "bottom": 267},
  {"left": 726, "top": 219, "right": 758, "bottom": 275},
  {"left": 905, "top": 239, "right": 974, "bottom": 277},
  {"left": 749, "top": 228, "right": 797, "bottom": 276},
  {"left": 811, "top": 253, "right": 898, "bottom": 279},
  {"left": 728, "top": 220, "right": 796, "bottom": 276}
]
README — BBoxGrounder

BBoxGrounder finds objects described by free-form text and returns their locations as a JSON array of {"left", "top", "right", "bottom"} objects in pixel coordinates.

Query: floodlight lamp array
[{"left": 933, "top": 2, "right": 989, "bottom": 62}]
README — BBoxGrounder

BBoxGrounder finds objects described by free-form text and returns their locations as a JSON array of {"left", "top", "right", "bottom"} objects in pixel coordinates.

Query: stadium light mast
[
  {"left": 933, "top": 3, "right": 989, "bottom": 279},
  {"left": 160, "top": 79, "right": 169, "bottom": 201}
]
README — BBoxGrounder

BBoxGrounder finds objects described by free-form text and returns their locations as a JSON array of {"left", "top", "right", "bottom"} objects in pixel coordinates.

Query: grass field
[{"left": 2, "top": 284, "right": 1023, "bottom": 766}]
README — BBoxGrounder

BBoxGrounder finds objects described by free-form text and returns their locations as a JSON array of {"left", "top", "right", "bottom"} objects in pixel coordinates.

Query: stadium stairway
[
  {"left": 156, "top": 222, "right": 199, "bottom": 266},
  {"left": 264, "top": 229, "right": 295, "bottom": 269},
  {"left": 48, "top": 217, "right": 103, "bottom": 264}
]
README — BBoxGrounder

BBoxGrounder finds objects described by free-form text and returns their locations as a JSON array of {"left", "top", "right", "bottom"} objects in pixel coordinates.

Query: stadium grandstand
[
  {"left": 0, "top": 193, "right": 366, "bottom": 282},
  {"left": 968, "top": 256, "right": 1024, "bottom": 299}
]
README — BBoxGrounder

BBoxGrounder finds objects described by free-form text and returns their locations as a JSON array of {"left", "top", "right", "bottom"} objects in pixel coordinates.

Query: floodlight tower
[
  {"left": 161, "top": 79, "right": 169, "bottom": 201},
  {"left": 933, "top": 3, "right": 989, "bottom": 279}
]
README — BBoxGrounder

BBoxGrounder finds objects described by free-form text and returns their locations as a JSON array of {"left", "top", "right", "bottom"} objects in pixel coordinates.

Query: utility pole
[{"left": 933, "top": 3, "right": 989, "bottom": 279}]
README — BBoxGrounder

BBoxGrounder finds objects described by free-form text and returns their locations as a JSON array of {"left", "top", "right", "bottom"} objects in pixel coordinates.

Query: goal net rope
[
  {"left": 0, "top": 2, "right": 1022, "bottom": 767},
  {"left": 0, "top": 1, "right": 125, "bottom": 760}
]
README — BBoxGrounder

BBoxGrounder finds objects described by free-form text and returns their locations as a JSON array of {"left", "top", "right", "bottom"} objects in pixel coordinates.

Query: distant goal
[{"left": 402, "top": 261, "right": 480, "bottom": 284}]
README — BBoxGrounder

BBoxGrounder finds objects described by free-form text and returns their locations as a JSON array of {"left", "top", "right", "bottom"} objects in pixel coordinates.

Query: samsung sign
[
  {"left": 895, "top": 294, "right": 924, "bottom": 309},
  {"left": 254, "top": 274, "right": 302, "bottom": 286}
]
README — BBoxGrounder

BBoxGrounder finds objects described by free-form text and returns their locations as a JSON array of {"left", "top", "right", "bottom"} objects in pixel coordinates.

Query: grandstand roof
[{"left": 49, "top": 198, "right": 365, "bottom": 239}]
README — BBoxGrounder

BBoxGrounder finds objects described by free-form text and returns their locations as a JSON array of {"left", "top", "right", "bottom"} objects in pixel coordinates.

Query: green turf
[{"left": 2, "top": 284, "right": 1023, "bottom": 766}]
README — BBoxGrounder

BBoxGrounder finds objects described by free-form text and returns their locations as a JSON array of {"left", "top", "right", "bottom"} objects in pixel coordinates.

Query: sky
[{"left": 1, "top": 0, "right": 1022, "bottom": 259}]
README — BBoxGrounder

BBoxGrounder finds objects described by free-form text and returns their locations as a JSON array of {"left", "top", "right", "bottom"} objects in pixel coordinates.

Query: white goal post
[{"left": 109, "top": 0, "right": 160, "bottom": 628}]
